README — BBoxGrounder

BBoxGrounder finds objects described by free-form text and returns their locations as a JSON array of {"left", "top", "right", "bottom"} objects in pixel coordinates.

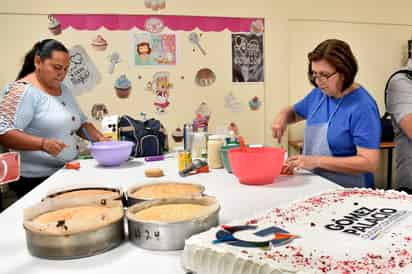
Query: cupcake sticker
[
  {"left": 249, "top": 96, "right": 262, "bottom": 110},
  {"left": 91, "top": 104, "right": 109, "bottom": 121},
  {"left": 48, "top": 15, "right": 61, "bottom": 35},
  {"left": 91, "top": 35, "right": 108, "bottom": 51},
  {"left": 144, "top": 0, "right": 166, "bottom": 10},
  {"left": 172, "top": 127, "right": 183, "bottom": 143},
  {"left": 114, "top": 75, "right": 132, "bottom": 99}
]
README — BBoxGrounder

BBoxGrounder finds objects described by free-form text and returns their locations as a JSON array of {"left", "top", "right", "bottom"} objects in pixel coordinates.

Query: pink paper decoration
[{"left": 52, "top": 14, "right": 264, "bottom": 32}]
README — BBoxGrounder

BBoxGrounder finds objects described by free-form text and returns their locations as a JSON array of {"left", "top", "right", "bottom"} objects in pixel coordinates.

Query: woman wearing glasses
[
  {"left": 272, "top": 39, "right": 381, "bottom": 188},
  {"left": 0, "top": 39, "right": 107, "bottom": 199}
]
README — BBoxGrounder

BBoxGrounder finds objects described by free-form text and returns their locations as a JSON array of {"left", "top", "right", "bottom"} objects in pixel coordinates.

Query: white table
[{"left": 0, "top": 157, "right": 340, "bottom": 274}]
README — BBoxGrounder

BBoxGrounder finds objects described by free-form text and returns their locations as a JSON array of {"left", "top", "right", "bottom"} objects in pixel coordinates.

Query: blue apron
[{"left": 303, "top": 95, "right": 366, "bottom": 188}]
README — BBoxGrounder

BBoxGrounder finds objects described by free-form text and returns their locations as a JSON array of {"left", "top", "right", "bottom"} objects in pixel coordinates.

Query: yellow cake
[
  {"left": 129, "top": 183, "right": 203, "bottom": 200},
  {"left": 134, "top": 203, "right": 209, "bottom": 222}
]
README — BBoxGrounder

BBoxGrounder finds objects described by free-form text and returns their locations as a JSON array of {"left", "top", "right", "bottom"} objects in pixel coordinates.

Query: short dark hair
[
  {"left": 17, "top": 39, "right": 69, "bottom": 80},
  {"left": 308, "top": 39, "right": 358, "bottom": 91}
]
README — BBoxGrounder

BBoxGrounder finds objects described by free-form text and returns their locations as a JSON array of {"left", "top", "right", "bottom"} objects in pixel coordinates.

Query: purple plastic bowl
[{"left": 89, "top": 141, "right": 134, "bottom": 166}]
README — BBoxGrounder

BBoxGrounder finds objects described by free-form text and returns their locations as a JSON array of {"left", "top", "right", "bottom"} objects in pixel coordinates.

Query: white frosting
[{"left": 182, "top": 189, "right": 412, "bottom": 273}]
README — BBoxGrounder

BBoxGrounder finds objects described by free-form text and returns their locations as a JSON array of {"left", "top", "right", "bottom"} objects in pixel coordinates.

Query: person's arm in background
[
  {"left": 0, "top": 130, "right": 66, "bottom": 156},
  {"left": 77, "top": 122, "right": 108, "bottom": 142},
  {"left": 387, "top": 75, "right": 412, "bottom": 140},
  {"left": 272, "top": 106, "right": 304, "bottom": 143}
]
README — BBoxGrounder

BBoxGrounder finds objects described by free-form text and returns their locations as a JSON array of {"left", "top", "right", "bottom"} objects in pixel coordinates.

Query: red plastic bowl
[{"left": 228, "top": 147, "right": 285, "bottom": 185}]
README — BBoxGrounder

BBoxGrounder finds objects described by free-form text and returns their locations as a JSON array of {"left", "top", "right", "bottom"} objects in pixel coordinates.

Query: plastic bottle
[{"left": 207, "top": 135, "right": 225, "bottom": 169}]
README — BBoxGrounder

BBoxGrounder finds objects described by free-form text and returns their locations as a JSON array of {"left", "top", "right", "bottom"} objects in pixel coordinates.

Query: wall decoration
[
  {"left": 228, "top": 122, "right": 239, "bottom": 135},
  {"left": 53, "top": 15, "right": 263, "bottom": 33},
  {"left": 232, "top": 33, "right": 264, "bottom": 83},
  {"left": 189, "top": 32, "right": 206, "bottom": 55},
  {"left": 195, "top": 68, "right": 216, "bottom": 87},
  {"left": 224, "top": 92, "right": 243, "bottom": 112},
  {"left": 144, "top": 17, "right": 165, "bottom": 33},
  {"left": 147, "top": 72, "right": 172, "bottom": 113},
  {"left": 48, "top": 15, "right": 61, "bottom": 35},
  {"left": 91, "top": 35, "right": 108, "bottom": 51},
  {"left": 63, "top": 45, "right": 101, "bottom": 96},
  {"left": 250, "top": 19, "right": 264, "bottom": 35},
  {"left": 131, "top": 33, "right": 177, "bottom": 66},
  {"left": 248, "top": 96, "right": 262, "bottom": 110},
  {"left": 91, "top": 104, "right": 109, "bottom": 121},
  {"left": 114, "top": 75, "right": 132, "bottom": 99},
  {"left": 193, "top": 102, "right": 211, "bottom": 130},
  {"left": 144, "top": 0, "right": 166, "bottom": 11},
  {"left": 107, "top": 52, "right": 121, "bottom": 74},
  {"left": 172, "top": 127, "right": 183, "bottom": 143}
]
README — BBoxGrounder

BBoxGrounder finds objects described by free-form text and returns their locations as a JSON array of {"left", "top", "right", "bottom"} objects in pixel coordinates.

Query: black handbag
[
  {"left": 381, "top": 69, "right": 412, "bottom": 142},
  {"left": 118, "top": 115, "right": 167, "bottom": 157}
]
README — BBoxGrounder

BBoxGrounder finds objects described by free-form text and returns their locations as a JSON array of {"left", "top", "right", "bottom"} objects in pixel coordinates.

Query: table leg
[{"left": 387, "top": 148, "right": 393, "bottom": 189}]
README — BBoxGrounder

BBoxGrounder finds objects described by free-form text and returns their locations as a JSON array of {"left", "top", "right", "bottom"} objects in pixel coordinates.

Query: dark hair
[
  {"left": 137, "top": 42, "right": 152, "bottom": 55},
  {"left": 17, "top": 39, "right": 69, "bottom": 80},
  {"left": 308, "top": 39, "right": 358, "bottom": 91}
]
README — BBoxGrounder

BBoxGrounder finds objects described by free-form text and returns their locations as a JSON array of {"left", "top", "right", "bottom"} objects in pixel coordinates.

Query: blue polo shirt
[{"left": 294, "top": 87, "right": 381, "bottom": 157}]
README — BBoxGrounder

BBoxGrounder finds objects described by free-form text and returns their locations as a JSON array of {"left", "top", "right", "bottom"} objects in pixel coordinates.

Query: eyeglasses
[{"left": 311, "top": 71, "right": 337, "bottom": 82}]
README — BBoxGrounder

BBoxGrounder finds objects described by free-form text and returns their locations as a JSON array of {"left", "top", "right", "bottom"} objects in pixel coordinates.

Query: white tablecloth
[{"left": 0, "top": 157, "right": 340, "bottom": 274}]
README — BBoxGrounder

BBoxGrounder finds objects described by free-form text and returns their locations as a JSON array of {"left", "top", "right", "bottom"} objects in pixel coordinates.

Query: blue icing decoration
[{"left": 115, "top": 75, "right": 131, "bottom": 89}]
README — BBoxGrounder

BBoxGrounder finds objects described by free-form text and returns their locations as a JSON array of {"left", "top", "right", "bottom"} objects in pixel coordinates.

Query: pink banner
[{"left": 53, "top": 14, "right": 264, "bottom": 32}]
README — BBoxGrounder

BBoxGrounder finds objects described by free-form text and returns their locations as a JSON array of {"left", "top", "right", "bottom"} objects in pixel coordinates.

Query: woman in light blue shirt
[{"left": 0, "top": 39, "right": 107, "bottom": 198}]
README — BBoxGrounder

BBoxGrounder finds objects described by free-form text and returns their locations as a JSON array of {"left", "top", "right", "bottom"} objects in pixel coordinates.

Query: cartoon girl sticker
[
  {"left": 149, "top": 72, "right": 172, "bottom": 113},
  {"left": 135, "top": 40, "right": 155, "bottom": 65}
]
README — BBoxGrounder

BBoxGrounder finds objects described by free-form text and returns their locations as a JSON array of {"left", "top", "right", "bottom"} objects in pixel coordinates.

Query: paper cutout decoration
[
  {"left": 250, "top": 19, "right": 264, "bottom": 35},
  {"left": 193, "top": 102, "right": 211, "bottom": 130},
  {"left": 63, "top": 45, "right": 101, "bottom": 96},
  {"left": 53, "top": 14, "right": 263, "bottom": 33},
  {"left": 232, "top": 33, "right": 264, "bottom": 83},
  {"left": 91, "top": 104, "right": 109, "bottom": 121},
  {"left": 195, "top": 68, "right": 216, "bottom": 87},
  {"left": 144, "top": 0, "right": 166, "bottom": 11},
  {"left": 48, "top": 15, "right": 61, "bottom": 35},
  {"left": 0, "top": 152, "right": 20, "bottom": 185},
  {"left": 131, "top": 33, "right": 177, "bottom": 66},
  {"left": 248, "top": 96, "right": 262, "bottom": 110},
  {"left": 91, "top": 35, "right": 108, "bottom": 51},
  {"left": 146, "top": 72, "right": 172, "bottom": 113},
  {"left": 189, "top": 32, "right": 206, "bottom": 55},
  {"left": 172, "top": 127, "right": 183, "bottom": 143},
  {"left": 144, "top": 17, "right": 165, "bottom": 33},
  {"left": 228, "top": 122, "right": 239, "bottom": 135},
  {"left": 224, "top": 92, "right": 243, "bottom": 112},
  {"left": 114, "top": 75, "right": 132, "bottom": 99},
  {"left": 108, "top": 52, "right": 121, "bottom": 74}
]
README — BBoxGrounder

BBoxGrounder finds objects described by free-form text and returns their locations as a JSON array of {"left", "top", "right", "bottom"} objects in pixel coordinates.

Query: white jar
[{"left": 207, "top": 135, "right": 225, "bottom": 169}]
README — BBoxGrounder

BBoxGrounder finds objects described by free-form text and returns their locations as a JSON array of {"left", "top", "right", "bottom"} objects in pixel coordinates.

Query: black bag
[
  {"left": 118, "top": 115, "right": 167, "bottom": 157},
  {"left": 381, "top": 69, "right": 412, "bottom": 142}
]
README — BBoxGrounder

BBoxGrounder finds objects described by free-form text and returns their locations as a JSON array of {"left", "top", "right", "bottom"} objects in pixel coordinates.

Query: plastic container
[
  {"left": 220, "top": 144, "right": 240, "bottom": 173},
  {"left": 228, "top": 147, "right": 285, "bottom": 185},
  {"left": 89, "top": 141, "right": 134, "bottom": 166},
  {"left": 207, "top": 135, "right": 225, "bottom": 169}
]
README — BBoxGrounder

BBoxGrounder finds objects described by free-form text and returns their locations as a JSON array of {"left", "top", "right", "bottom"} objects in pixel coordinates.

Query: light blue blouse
[{"left": 0, "top": 81, "right": 87, "bottom": 177}]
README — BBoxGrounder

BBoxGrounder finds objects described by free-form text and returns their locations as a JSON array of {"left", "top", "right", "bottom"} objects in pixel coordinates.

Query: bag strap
[{"left": 384, "top": 69, "right": 412, "bottom": 110}]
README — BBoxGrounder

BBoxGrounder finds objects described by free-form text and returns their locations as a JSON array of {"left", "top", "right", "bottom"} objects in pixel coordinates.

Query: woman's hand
[
  {"left": 272, "top": 113, "right": 288, "bottom": 143},
  {"left": 285, "top": 155, "right": 321, "bottom": 171},
  {"left": 41, "top": 138, "right": 67, "bottom": 156},
  {"left": 96, "top": 136, "right": 111, "bottom": 142}
]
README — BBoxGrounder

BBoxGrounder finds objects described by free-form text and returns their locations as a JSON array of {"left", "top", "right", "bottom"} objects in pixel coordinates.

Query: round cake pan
[
  {"left": 126, "top": 196, "right": 219, "bottom": 250},
  {"left": 126, "top": 182, "right": 205, "bottom": 207},
  {"left": 43, "top": 186, "right": 126, "bottom": 206},
  {"left": 25, "top": 218, "right": 125, "bottom": 259}
]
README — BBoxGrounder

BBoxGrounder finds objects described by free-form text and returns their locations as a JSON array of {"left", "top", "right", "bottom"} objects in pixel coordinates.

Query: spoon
[{"left": 189, "top": 32, "right": 207, "bottom": 55}]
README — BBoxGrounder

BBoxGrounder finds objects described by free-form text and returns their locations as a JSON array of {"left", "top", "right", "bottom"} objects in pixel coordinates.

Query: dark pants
[
  {"left": 8, "top": 176, "right": 48, "bottom": 199},
  {"left": 398, "top": 187, "right": 412, "bottom": 195}
]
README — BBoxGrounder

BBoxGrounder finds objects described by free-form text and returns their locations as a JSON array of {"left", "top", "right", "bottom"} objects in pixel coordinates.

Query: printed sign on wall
[
  {"left": 63, "top": 45, "right": 101, "bottom": 95},
  {"left": 130, "top": 33, "right": 177, "bottom": 66},
  {"left": 232, "top": 33, "right": 264, "bottom": 83}
]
